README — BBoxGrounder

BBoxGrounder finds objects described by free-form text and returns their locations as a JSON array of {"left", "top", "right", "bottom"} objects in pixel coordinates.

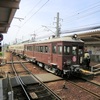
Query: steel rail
[
  {"left": 10, "top": 54, "right": 31, "bottom": 100},
  {"left": 81, "top": 77, "right": 100, "bottom": 87},
  {"left": 11, "top": 54, "right": 62, "bottom": 100},
  {"left": 68, "top": 80, "right": 100, "bottom": 99},
  {"left": 16, "top": 56, "right": 62, "bottom": 100}
]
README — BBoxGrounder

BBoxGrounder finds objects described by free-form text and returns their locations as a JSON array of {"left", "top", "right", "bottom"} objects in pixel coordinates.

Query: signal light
[
  {"left": 0, "top": 33, "right": 3, "bottom": 42},
  {"left": 0, "top": 42, "right": 1, "bottom": 52}
]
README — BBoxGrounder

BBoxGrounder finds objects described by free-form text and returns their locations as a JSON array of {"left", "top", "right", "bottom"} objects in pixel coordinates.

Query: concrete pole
[{"left": 56, "top": 12, "right": 60, "bottom": 37}]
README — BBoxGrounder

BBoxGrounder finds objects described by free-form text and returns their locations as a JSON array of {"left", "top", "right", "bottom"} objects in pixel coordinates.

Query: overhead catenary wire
[
  {"left": 62, "top": 8, "right": 100, "bottom": 27},
  {"left": 62, "top": 25, "right": 100, "bottom": 34},
  {"left": 21, "top": 0, "right": 49, "bottom": 28},
  {"left": 24, "top": 0, "right": 43, "bottom": 18},
  {"left": 62, "top": 22, "right": 100, "bottom": 31},
  {"left": 13, "top": 0, "right": 100, "bottom": 42},
  {"left": 64, "top": 1, "right": 100, "bottom": 21},
  {"left": 15, "top": 0, "right": 50, "bottom": 40},
  {"left": 62, "top": 1, "right": 100, "bottom": 28}
]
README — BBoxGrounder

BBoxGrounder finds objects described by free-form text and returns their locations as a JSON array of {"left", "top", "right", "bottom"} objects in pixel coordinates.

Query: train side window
[
  {"left": 53, "top": 45, "right": 56, "bottom": 53},
  {"left": 38, "top": 46, "right": 40, "bottom": 52},
  {"left": 58, "top": 46, "right": 62, "bottom": 54},
  {"left": 33, "top": 46, "right": 35, "bottom": 51},
  {"left": 27, "top": 46, "right": 32, "bottom": 51},
  {"left": 64, "top": 46, "right": 70, "bottom": 55},
  {"left": 35, "top": 46, "right": 38, "bottom": 52},
  {"left": 29, "top": 46, "right": 31, "bottom": 51},
  {"left": 45, "top": 46, "right": 48, "bottom": 53},
  {"left": 40, "top": 46, "right": 43, "bottom": 52}
]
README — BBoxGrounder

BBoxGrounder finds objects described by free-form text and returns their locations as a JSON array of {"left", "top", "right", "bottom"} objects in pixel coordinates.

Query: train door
[
  {"left": 72, "top": 44, "right": 84, "bottom": 64},
  {"left": 63, "top": 44, "right": 72, "bottom": 65},
  {"left": 78, "top": 45, "right": 84, "bottom": 64},
  {"left": 72, "top": 45, "right": 78, "bottom": 64},
  {"left": 52, "top": 43, "right": 58, "bottom": 64},
  {"left": 57, "top": 44, "right": 63, "bottom": 70}
]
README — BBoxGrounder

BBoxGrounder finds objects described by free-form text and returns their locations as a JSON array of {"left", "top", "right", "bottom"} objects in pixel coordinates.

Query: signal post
[{"left": 0, "top": 33, "right": 6, "bottom": 65}]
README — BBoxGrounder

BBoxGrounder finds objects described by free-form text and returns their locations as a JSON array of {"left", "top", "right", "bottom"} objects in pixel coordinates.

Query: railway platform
[
  {"left": 34, "top": 73, "right": 63, "bottom": 83},
  {"left": 3, "top": 73, "right": 62, "bottom": 87}
]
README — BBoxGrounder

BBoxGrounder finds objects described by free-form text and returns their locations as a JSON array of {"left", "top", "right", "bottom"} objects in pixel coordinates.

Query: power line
[
  {"left": 62, "top": 22, "right": 100, "bottom": 30},
  {"left": 63, "top": 7, "right": 100, "bottom": 24},
  {"left": 15, "top": 0, "right": 50, "bottom": 38},
  {"left": 62, "top": 1, "right": 100, "bottom": 26},
  {"left": 22, "top": 0, "right": 49, "bottom": 27},
  {"left": 62, "top": 8, "right": 100, "bottom": 27},
  {"left": 64, "top": 1, "right": 100, "bottom": 20},
  {"left": 24, "top": 0, "right": 43, "bottom": 18},
  {"left": 62, "top": 25, "right": 100, "bottom": 34}
]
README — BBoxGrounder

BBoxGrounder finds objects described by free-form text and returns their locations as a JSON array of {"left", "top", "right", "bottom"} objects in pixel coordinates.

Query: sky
[{"left": 3, "top": 0, "right": 100, "bottom": 44}]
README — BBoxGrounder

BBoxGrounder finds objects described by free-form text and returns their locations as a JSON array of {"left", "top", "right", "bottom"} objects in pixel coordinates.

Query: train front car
[
  {"left": 42, "top": 34, "right": 84, "bottom": 78},
  {"left": 61, "top": 35, "right": 84, "bottom": 78}
]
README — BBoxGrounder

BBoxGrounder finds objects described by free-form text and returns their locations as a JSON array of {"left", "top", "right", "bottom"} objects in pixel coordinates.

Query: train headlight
[{"left": 72, "top": 34, "right": 78, "bottom": 39}]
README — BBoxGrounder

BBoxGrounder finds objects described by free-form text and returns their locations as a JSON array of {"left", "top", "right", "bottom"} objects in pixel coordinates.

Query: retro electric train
[{"left": 9, "top": 35, "right": 90, "bottom": 77}]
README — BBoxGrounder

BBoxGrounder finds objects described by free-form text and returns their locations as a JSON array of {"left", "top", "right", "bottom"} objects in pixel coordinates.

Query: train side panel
[
  {"left": 24, "top": 44, "right": 34, "bottom": 61},
  {"left": 34, "top": 43, "right": 52, "bottom": 65},
  {"left": 51, "top": 42, "right": 63, "bottom": 70}
]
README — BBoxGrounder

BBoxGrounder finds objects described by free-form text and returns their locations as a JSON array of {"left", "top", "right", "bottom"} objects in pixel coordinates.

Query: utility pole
[
  {"left": 54, "top": 12, "right": 62, "bottom": 37},
  {"left": 30, "top": 32, "right": 36, "bottom": 41}
]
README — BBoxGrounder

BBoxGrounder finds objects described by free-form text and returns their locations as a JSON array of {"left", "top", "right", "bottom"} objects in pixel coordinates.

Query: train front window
[
  {"left": 64, "top": 46, "right": 71, "bottom": 55},
  {"left": 72, "top": 46, "right": 77, "bottom": 55},
  {"left": 78, "top": 46, "right": 83, "bottom": 55}
]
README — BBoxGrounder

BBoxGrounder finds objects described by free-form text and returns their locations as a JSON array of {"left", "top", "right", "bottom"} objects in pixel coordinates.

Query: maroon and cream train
[{"left": 9, "top": 35, "right": 85, "bottom": 77}]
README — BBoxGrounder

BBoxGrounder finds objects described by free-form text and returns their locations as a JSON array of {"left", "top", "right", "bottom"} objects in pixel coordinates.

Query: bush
[{"left": 0, "top": 52, "right": 3, "bottom": 56}]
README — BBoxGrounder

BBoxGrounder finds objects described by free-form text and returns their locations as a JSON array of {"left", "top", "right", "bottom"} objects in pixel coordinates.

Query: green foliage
[{"left": 0, "top": 52, "right": 3, "bottom": 56}]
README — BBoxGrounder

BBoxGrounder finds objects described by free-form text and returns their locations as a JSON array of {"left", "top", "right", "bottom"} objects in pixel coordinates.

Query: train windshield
[
  {"left": 64, "top": 46, "right": 71, "bottom": 55},
  {"left": 78, "top": 46, "right": 83, "bottom": 55},
  {"left": 72, "top": 46, "right": 77, "bottom": 55}
]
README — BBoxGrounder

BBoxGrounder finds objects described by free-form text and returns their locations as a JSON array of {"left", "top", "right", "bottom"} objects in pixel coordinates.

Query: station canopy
[
  {"left": 78, "top": 30, "right": 100, "bottom": 45},
  {"left": 0, "top": 0, "right": 20, "bottom": 33}
]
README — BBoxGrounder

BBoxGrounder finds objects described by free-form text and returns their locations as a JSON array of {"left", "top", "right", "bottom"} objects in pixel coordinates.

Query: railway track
[
  {"left": 9, "top": 54, "right": 62, "bottom": 100},
  {"left": 6, "top": 53, "right": 100, "bottom": 100},
  {"left": 67, "top": 80, "right": 100, "bottom": 99}
]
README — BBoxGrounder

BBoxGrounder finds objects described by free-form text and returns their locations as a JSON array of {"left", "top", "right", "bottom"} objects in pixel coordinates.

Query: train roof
[
  {"left": 9, "top": 36, "right": 84, "bottom": 47},
  {"left": 26, "top": 36, "right": 84, "bottom": 45}
]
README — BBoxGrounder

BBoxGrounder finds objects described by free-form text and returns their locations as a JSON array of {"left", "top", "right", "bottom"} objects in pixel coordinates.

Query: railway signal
[
  {"left": 0, "top": 42, "right": 1, "bottom": 52},
  {"left": 0, "top": 33, "right": 3, "bottom": 42}
]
